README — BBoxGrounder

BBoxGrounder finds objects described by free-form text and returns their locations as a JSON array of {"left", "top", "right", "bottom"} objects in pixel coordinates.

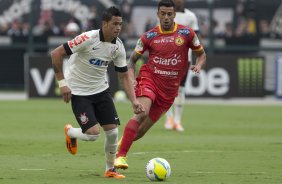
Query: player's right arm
[
  {"left": 127, "top": 50, "right": 143, "bottom": 82},
  {"left": 128, "top": 37, "right": 147, "bottom": 79},
  {"left": 51, "top": 45, "right": 72, "bottom": 103},
  {"left": 51, "top": 31, "right": 92, "bottom": 103}
]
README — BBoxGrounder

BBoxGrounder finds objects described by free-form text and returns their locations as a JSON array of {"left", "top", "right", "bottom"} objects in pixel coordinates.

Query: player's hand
[
  {"left": 132, "top": 100, "right": 145, "bottom": 114},
  {"left": 190, "top": 64, "right": 202, "bottom": 74},
  {"left": 60, "top": 86, "right": 72, "bottom": 103}
]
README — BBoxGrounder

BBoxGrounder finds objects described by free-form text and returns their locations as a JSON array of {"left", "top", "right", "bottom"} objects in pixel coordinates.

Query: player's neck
[
  {"left": 104, "top": 35, "right": 115, "bottom": 42},
  {"left": 102, "top": 29, "right": 115, "bottom": 43},
  {"left": 160, "top": 23, "right": 176, "bottom": 33}
]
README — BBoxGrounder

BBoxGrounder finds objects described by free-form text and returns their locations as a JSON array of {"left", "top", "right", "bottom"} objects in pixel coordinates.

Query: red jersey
[{"left": 135, "top": 24, "right": 203, "bottom": 98}]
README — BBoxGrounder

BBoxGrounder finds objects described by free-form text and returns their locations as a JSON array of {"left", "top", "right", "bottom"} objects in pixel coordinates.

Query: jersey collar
[
  {"left": 99, "top": 28, "right": 117, "bottom": 44},
  {"left": 158, "top": 23, "right": 178, "bottom": 34}
]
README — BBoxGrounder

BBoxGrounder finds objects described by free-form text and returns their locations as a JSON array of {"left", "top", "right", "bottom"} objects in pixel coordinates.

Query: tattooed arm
[
  {"left": 127, "top": 51, "right": 143, "bottom": 85},
  {"left": 118, "top": 51, "right": 145, "bottom": 114},
  {"left": 51, "top": 45, "right": 66, "bottom": 81},
  {"left": 51, "top": 45, "right": 71, "bottom": 103}
]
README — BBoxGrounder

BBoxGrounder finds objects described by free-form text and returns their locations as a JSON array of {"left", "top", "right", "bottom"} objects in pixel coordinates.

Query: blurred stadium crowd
[
  {"left": 0, "top": 0, "right": 281, "bottom": 43},
  {"left": 0, "top": 0, "right": 282, "bottom": 96}
]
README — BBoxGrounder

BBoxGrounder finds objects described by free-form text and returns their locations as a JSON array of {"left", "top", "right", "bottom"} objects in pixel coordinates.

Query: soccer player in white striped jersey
[
  {"left": 164, "top": 0, "right": 200, "bottom": 132},
  {"left": 51, "top": 6, "right": 144, "bottom": 179}
]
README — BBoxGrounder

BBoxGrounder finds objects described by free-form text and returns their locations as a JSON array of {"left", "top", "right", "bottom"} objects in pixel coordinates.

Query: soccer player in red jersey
[{"left": 114, "top": 0, "right": 206, "bottom": 169}]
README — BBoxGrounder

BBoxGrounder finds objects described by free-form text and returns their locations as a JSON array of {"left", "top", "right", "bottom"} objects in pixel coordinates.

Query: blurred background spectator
[
  {"left": 0, "top": 0, "right": 281, "bottom": 95},
  {"left": 65, "top": 22, "right": 80, "bottom": 38}
]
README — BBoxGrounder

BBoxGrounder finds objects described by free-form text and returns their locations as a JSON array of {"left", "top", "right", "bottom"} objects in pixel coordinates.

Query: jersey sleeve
[
  {"left": 63, "top": 31, "right": 92, "bottom": 55},
  {"left": 188, "top": 29, "right": 204, "bottom": 52},
  {"left": 134, "top": 35, "right": 148, "bottom": 55},
  {"left": 113, "top": 41, "right": 128, "bottom": 73}
]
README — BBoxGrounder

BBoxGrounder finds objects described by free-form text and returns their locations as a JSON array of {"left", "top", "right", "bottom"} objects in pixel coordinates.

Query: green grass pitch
[{"left": 0, "top": 99, "right": 282, "bottom": 184}]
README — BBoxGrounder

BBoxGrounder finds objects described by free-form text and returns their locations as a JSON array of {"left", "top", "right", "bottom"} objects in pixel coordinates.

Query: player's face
[
  {"left": 103, "top": 16, "right": 123, "bottom": 38},
  {"left": 157, "top": 6, "right": 176, "bottom": 31}
]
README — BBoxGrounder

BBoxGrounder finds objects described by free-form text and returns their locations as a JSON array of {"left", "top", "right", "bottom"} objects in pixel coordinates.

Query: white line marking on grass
[
  {"left": 20, "top": 169, "right": 46, "bottom": 171},
  {"left": 78, "top": 170, "right": 96, "bottom": 172},
  {"left": 133, "top": 150, "right": 224, "bottom": 155},
  {"left": 192, "top": 171, "right": 266, "bottom": 174}
]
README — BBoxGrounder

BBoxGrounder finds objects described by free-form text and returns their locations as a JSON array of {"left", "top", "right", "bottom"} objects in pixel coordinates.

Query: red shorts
[{"left": 135, "top": 76, "right": 174, "bottom": 122}]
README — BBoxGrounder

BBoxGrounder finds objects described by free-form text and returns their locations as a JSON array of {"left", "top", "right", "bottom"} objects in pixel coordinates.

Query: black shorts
[{"left": 71, "top": 88, "right": 120, "bottom": 133}]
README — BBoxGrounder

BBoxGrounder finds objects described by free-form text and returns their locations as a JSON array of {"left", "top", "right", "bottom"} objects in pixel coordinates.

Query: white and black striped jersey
[{"left": 63, "top": 29, "right": 127, "bottom": 96}]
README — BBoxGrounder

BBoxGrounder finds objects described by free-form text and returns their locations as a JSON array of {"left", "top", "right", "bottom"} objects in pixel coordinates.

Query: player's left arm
[
  {"left": 191, "top": 48, "right": 206, "bottom": 73},
  {"left": 115, "top": 44, "right": 144, "bottom": 114},
  {"left": 118, "top": 70, "right": 145, "bottom": 114},
  {"left": 189, "top": 32, "right": 207, "bottom": 73}
]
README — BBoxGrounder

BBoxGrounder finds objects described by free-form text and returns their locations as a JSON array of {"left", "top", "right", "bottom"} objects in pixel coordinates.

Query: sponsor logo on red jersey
[
  {"left": 154, "top": 67, "right": 179, "bottom": 76},
  {"left": 146, "top": 32, "right": 158, "bottom": 39},
  {"left": 153, "top": 54, "right": 182, "bottom": 65},
  {"left": 177, "top": 29, "right": 190, "bottom": 36},
  {"left": 153, "top": 36, "right": 174, "bottom": 44},
  {"left": 68, "top": 34, "right": 90, "bottom": 48}
]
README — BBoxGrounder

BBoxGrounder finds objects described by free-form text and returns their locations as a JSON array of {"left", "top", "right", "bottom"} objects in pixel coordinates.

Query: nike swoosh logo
[
  {"left": 92, "top": 47, "right": 99, "bottom": 50},
  {"left": 115, "top": 117, "right": 119, "bottom": 120}
]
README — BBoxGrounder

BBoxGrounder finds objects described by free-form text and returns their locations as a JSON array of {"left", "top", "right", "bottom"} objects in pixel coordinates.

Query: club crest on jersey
[
  {"left": 178, "top": 29, "right": 190, "bottom": 36},
  {"left": 110, "top": 45, "right": 119, "bottom": 56},
  {"left": 146, "top": 32, "right": 157, "bottom": 39},
  {"left": 175, "top": 36, "right": 184, "bottom": 46},
  {"left": 78, "top": 113, "right": 89, "bottom": 125}
]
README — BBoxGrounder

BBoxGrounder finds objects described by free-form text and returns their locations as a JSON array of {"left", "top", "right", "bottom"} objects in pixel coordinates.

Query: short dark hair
[
  {"left": 102, "top": 6, "right": 122, "bottom": 22},
  {"left": 158, "top": 0, "right": 175, "bottom": 11}
]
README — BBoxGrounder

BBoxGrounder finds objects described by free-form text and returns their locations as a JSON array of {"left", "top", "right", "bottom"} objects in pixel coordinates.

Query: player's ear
[
  {"left": 173, "top": 11, "right": 176, "bottom": 18},
  {"left": 157, "top": 11, "right": 161, "bottom": 19},
  {"left": 102, "top": 21, "right": 109, "bottom": 30},
  {"left": 102, "top": 21, "right": 106, "bottom": 27}
]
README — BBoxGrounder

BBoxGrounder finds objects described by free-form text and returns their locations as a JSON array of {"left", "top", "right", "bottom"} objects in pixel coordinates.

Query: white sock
[
  {"left": 166, "top": 106, "right": 173, "bottom": 120},
  {"left": 174, "top": 87, "right": 185, "bottom": 124},
  {"left": 68, "top": 128, "right": 99, "bottom": 141},
  {"left": 104, "top": 128, "right": 118, "bottom": 171},
  {"left": 174, "top": 104, "right": 183, "bottom": 124}
]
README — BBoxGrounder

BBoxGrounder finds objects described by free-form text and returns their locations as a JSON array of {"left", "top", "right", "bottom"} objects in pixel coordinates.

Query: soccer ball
[
  {"left": 114, "top": 90, "right": 127, "bottom": 101},
  {"left": 146, "top": 158, "right": 171, "bottom": 181}
]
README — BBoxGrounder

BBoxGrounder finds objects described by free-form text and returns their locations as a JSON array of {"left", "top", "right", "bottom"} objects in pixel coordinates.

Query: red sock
[{"left": 117, "top": 119, "right": 139, "bottom": 157}]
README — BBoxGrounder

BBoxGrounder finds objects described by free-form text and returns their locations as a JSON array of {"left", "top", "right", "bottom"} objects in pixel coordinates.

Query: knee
[
  {"left": 84, "top": 133, "right": 100, "bottom": 141},
  {"left": 136, "top": 111, "right": 149, "bottom": 123},
  {"left": 85, "top": 126, "right": 100, "bottom": 135},
  {"left": 105, "top": 128, "right": 118, "bottom": 142},
  {"left": 84, "top": 126, "right": 100, "bottom": 141}
]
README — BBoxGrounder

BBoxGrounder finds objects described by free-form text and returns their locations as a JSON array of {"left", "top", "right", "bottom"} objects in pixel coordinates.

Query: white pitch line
[
  {"left": 78, "top": 169, "right": 96, "bottom": 172},
  {"left": 192, "top": 171, "right": 266, "bottom": 174},
  {"left": 20, "top": 169, "right": 46, "bottom": 171},
  {"left": 132, "top": 150, "right": 225, "bottom": 155}
]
